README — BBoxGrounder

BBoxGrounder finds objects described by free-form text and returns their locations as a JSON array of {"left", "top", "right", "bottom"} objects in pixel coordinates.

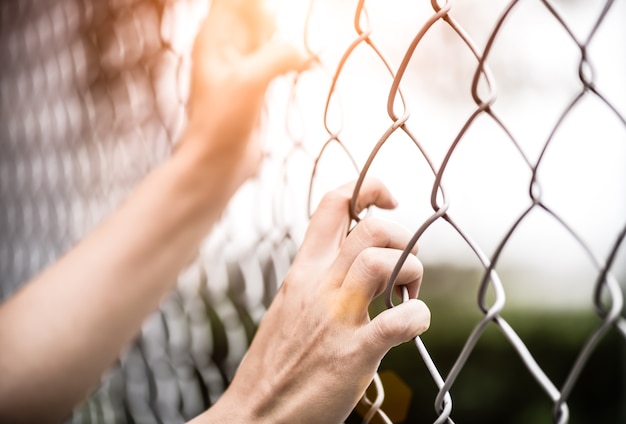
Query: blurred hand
[
  {"left": 200, "top": 179, "right": 431, "bottom": 423},
  {"left": 181, "top": 0, "right": 309, "bottom": 199}
]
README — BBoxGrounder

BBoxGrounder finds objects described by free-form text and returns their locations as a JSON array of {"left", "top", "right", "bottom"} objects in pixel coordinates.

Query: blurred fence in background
[{"left": 0, "top": 0, "right": 625, "bottom": 423}]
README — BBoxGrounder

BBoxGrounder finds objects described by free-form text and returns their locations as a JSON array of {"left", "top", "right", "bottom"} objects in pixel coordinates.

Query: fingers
[
  {"left": 202, "top": 0, "right": 274, "bottom": 54},
  {"left": 359, "top": 299, "right": 431, "bottom": 361},
  {"left": 298, "top": 178, "right": 398, "bottom": 261},
  {"left": 193, "top": 0, "right": 273, "bottom": 70},
  {"left": 329, "top": 217, "right": 418, "bottom": 282},
  {"left": 193, "top": 0, "right": 310, "bottom": 98},
  {"left": 243, "top": 39, "right": 311, "bottom": 87},
  {"left": 336, "top": 248, "right": 423, "bottom": 320}
]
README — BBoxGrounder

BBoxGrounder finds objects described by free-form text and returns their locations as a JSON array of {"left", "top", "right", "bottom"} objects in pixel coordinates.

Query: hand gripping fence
[
  {"left": 0, "top": 0, "right": 625, "bottom": 423},
  {"left": 283, "top": 0, "right": 626, "bottom": 422}
]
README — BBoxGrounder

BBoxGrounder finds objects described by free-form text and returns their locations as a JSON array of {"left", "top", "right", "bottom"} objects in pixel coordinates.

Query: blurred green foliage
[{"left": 348, "top": 266, "right": 626, "bottom": 423}]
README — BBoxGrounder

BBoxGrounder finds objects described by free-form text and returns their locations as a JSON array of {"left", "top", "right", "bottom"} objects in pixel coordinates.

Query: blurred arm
[
  {"left": 0, "top": 138, "right": 226, "bottom": 422},
  {"left": 0, "top": 0, "right": 307, "bottom": 421}
]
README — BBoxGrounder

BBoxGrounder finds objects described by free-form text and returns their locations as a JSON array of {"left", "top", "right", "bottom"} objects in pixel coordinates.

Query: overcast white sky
[{"left": 234, "top": 0, "right": 626, "bottom": 308}]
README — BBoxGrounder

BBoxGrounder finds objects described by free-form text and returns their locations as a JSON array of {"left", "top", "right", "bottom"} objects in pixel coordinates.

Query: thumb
[
  {"left": 243, "top": 39, "right": 312, "bottom": 87},
  {"left": 362, "top": 299, "right": 431, "bottom": 360}
]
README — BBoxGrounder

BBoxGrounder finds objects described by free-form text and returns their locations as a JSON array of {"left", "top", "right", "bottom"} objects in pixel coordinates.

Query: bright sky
[{"left": 251, "top": 0, "right": 626, "bottom": 309}]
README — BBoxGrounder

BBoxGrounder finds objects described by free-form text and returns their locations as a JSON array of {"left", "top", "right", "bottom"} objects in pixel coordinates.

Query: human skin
[
  {"left": 0, "top": 1, "right": 430, "bottom": 423},
  {"left": 193, "top": 180, "right": 431, "bottom": 424}
]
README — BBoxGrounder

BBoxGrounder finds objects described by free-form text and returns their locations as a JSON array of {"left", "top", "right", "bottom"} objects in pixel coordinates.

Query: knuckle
[
  {"left": 371, "top": 315, "right": 406, "bottom": 343},
  {"left": 357, "top": 218, "right": 389, "bottom": 246},
  {"left": 319, "top": 189, "right": 350, "bottom": 212},
  {"left": 369, "top": 319, "right": 390, "bottom": 346},
  {"left": 360, "top": 176, "right": 384, "bottom": 193},
  {"left": 354, "top": 248, "right": 387, "bottom": 280}
]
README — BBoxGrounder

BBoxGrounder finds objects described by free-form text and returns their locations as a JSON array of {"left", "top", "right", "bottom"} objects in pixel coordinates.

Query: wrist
[
  {"left": 187, "top": 390, "right": 254, "bottom": 424},
  {"left": 173, "top": 125, "right": 252, "bottom": 215},
  {"left": 168, "top": 129, "right": 239, "bottom": 227}
]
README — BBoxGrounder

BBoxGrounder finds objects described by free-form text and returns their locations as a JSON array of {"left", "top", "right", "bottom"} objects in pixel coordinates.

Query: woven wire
[
  {"left": 0, "top": 0, "right": 299, "bottom": 422},
  {"left": 278, "top": 0, "right": 626, "bottom": 422},
  {"left": 1, "top": 0, "right": 625, "bottom": 423}
]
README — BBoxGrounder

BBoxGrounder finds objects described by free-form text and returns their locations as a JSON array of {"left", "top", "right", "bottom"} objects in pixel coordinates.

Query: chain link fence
[
  {"left": 276, "top": 0, "right": 626, "bottom": 422},
  {"left": 0, "top": 0, "right": 625, "bottom": 423}
]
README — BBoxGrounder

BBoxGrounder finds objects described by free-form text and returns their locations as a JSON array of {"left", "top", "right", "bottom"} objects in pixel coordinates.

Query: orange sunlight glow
[{"left": 264, "top": 0, "right": 312, "bottom": 48}]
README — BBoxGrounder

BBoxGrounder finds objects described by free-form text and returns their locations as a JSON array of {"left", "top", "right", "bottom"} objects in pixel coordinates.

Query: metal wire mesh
[
  {"left": 277, "top": 0, "right": 626, "bottom": 422},
  {"left": 1, "top": 0, "right": 625, "bottom": 423},
  {"left": 0, "top": 0, "right": 262, "bottom": 422}
]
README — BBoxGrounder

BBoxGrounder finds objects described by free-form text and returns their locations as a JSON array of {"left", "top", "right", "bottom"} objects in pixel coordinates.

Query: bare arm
[
  {"left": 0, "top": 140, "right": 226, "bottom": 422},
  {"left": 0, "top": 2, "right": 431, "bottom": 423},
  {"left": 0, "top": 0, "right": 307, "bottom": 421}
]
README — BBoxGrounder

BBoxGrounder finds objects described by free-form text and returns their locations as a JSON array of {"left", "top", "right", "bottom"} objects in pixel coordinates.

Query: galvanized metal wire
[
  {"left": 0, "top": 0, "right": 625, "bottom": 423},
  {"left": 285, "top": 0, "right": 626, "bottom": 422}
]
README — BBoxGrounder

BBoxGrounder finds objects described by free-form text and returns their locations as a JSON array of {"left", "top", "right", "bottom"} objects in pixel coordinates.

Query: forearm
[
  {"left": 0, "top": 136, "right": 228, "bottom": 423},
  {"left": 0, "top": 0, "right": 308, "bottom": 419}
]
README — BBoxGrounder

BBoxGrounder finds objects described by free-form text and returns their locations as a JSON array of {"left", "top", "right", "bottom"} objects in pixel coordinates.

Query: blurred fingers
[
  {"left": 194, "top": 0, "right": 275, "bottom": 62},
  {"left": 243, "top": 39, "right": 310, "bottom": 87}
]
